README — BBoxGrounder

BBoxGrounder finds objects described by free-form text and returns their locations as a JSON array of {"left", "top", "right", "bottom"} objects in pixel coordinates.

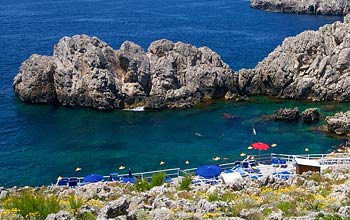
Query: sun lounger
[
  {"left": 57, "top": 178, "right": 68, "bottom": 186},
  {"left": 109, "top": 173, "right": 119, "bottom": 182},
  {"left": 120, "top": 177, "right": 136, "bottom": 184},
  {"left": 279, "top": 159, "right": 287, "bottom": 168},
  {"left": 251, "top": 174, "right": 263, "bottom": 179},
  {"left": 165, "top": 176, "right": 173, "bottom": 183},
  {"left": 271, "top": 158, "right": 279, "bottom": 167},
  {"left": 233, "top": 166, "right": 249, "bottom": 177},
  {"left": 68, "top": 177, "right": 78, "bottom": 187},
  {"left": 273, "top": 171, "right": 290, "bottom": 180},
  {"left": 192, "top": 176, "right": 221, "bottom": 185}
]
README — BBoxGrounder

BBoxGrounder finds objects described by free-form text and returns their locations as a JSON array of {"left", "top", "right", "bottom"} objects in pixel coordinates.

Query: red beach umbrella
[{"left": 251, "top": 142, "right": 270, "bottom": 151}]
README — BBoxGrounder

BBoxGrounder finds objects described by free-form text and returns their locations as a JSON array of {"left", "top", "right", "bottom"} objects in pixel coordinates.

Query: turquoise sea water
[{"left": 0, "top": 0, "right": 346, "bottom": 186}]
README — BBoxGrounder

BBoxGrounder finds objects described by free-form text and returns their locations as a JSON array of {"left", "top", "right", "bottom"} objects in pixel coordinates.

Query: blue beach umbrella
[
  {"left": 84, "top": 174, "right": 103, "bottom": 183},
  {"left": 195, "top": 165, "right": 221, "bottom": 179}
]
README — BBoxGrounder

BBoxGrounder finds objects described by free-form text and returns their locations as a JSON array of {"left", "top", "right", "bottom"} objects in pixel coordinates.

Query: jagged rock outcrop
[
  {"left": 13, "top": 35, "right": 236, "bottom": 110},
  {"left": 13, "top": 54, "right": 56, "bottom": 103},
  {"left": 251, "top": 0, "right": 349, "bottom": 15},
  {"left": 273, "top": 107, "right": 300, "bottom": 121},
  {"left": 146, "top": 39, "right": 235, "bottom": 108},
  {"left": 239, "top": 21, "right": 350, "bottom": 102},
  {"left": 302, "top": 108, "right": 320, "bottom": 123},
  {"left": 326, "top": 111, "right": 350, "bottom": 136}
]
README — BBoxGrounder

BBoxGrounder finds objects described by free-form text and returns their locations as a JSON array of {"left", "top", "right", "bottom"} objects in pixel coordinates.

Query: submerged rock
[
  {"left": 326, "top": 111, "right": 350, "bottom": 136},
  {"left": 250, "top": 0, "right": 349, "bottom": 15},
  {"left": 273, "top": 107, "right": 300, "bottom": 121},
  {"left": 14, "top": 35, "right": 236, "bottom": 110}
]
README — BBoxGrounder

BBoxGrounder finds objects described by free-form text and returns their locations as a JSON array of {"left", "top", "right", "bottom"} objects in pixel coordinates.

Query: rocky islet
[
  {"left": 13, "top": 16, "right": 350, "bottom": 137},
  {"left": 250, "top": 0, "right": 350, "bottom": 15},
  {"left": 13, "top": 35, "right": 236, "bottom": 110}
]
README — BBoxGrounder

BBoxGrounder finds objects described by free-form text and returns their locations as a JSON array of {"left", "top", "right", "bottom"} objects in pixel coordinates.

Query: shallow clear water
[{"left": 0, "top": 0, "right": 345, "bottom": 186}]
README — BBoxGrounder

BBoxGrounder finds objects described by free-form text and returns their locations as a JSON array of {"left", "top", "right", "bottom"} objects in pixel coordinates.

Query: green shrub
[
  {"left": 276, "top": 201, "right": 295, "bottom": 216},
  {"left": 179, "top": 175, "right": 192, "bottom": 191},
  {"left": 221, "top": 192, "right": 236, "bottom": 202},
  {"left": 76, "top": 212, "right": 96, "bottom": 220},
  {"left": 134, "top": 179, "right": 150, "bottom": 192},
  {"left": 310, "top": 200, "right": 323, "bottom": 211},
  {"left": 307, "top": 173, "right": 322, "bottom": 182},
  {"left": 150, "top": 172, "right": 166, "bottom": 187},
  {"left": 68, "top": 195, "right": 83, "bottom": 213},
  {"left": 261, "top": 208, "right": 272, "bottom": 217},
  {"left": 315, "top": 213, "right": 342, "bottom": 220},
  {"left": 4, "top": 190, "right": 60, "bottom": 220},
  {"left": 232, "top": 198, "right": 258, "bottom": 216},
  {"left": 208, "top": 191, "right": 220, "bottom": 202}
]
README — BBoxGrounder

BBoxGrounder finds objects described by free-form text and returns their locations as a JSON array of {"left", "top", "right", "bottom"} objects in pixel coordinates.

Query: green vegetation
[
  {"left": 76, "top": 212, "right": 96, "bottom": 220},
  {"left": 3, "top": 190, "right": 60, "bottom": 220},
  {"left": 315, "top": 213, "right": 343, "bottom": 220},
  {"left": 150, "top": 172, "right": 166, "bottom": 187},
  {"left": 134, "top": 178, "right": 151, "bottom": 192},
  {"left": 68, "top": 195, "right": 83, "bottom": 214},
  {"left": 207, "top": 191, "right": 220, "bottom": 202},
  {"left": 179, "top": 175, "right": 192, "bottom": 191}
]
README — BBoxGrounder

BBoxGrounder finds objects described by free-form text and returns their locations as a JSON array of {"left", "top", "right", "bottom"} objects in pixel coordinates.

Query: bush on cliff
[
  {"left": 3, "top": 190, "right": 60, "bottom": 220},
  {"left": 179, "top": 175, "right": 192, "bottom": 191},
  {"left": 150, "top": 172, "right": 166, "bottom": 187}
]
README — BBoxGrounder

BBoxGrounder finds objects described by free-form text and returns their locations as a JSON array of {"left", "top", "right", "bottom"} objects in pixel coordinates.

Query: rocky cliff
[
  {"left": 327, "top": 111, "right": 350, "bottom": 136},
  {"left": 237, "top": 21, "right": 350, "bottom": 102},
  {"left": 13, "top": 35, "right": 236, "bottom": 110},
  {"left": 250, "top": 0, "right": 349, "bottom": 15},
  {"left": 14, "top": 20, "right": 350, "bottom": 110},
  {"left": 1, "top": 166, "right": 350, "bottom": 219}
]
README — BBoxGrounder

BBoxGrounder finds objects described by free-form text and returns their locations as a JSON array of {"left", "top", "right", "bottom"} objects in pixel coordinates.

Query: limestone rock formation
[
  {"left": 239, "top": 21, "right": 350, "bottom": 102},
  {"left": 326, "top": 111, "right": 350, "bottom": 136},
  {"left": 273, "top": 107, "right": 300, "bottom": 121},
  {"left": 13, "top": 35, "right": 236, "bottom": 110},
  {"left": 302, "top": 108, "right": 320, "bottom": 123},
  {"left": 146, "top": 39, "right": 235, "bottom": 108},
  {"left": 250, "top": 0, "right": 349, "bottom": 15},
  {"left": 13, "top": 54, "right": 56, "bottom": 103}
]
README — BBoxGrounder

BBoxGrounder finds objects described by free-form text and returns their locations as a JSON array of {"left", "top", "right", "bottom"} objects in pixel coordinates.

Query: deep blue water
[{"left": 0, "top": 0, "right": 344, "bottom": 186}]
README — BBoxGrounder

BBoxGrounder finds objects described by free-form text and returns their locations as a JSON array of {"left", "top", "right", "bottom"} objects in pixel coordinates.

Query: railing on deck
[
  {"left": 59, "top": 152, "right": 350, "bottom": 185},
  {"left": 74, "top": 167, "right": 180, "bottom": 184},
  {"left": 271, "top": 153, "right": 350, "bottom": 166}
]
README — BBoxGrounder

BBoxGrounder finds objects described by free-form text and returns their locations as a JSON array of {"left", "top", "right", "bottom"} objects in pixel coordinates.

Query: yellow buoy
[
  {"left": 119, "top": 165, "right": 126, "bottom": 170},
  {"left": 247, "top": 146, "right": 253, "bottom": 150},
  {"left": 185, "top": 160, "right": 190, "bottom": 165},
  {"left": 160, "top": 161, "right": 165, "bottom": 165},
  {"left": 75, "top": 167, "right": 82, "bottom": 172},
  {"left": 271, "top": 143, "right": 277, "bottom": 147},
  {"left": 305, "top": 148, "right": 309, "bottom": 152},
  {"left": 223, "top": 157, "right": 229, "bottom": 160},
  {"left": 240, "top": 152, "right": 246, "bottom": 157}
]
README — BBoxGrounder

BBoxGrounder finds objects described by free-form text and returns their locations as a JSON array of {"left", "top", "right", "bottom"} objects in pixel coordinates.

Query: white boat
[{"left": 123, "top": 106, "right": 145, "bottom": 112}]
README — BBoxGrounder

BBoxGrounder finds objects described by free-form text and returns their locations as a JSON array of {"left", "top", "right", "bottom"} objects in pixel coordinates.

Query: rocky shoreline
[
  {"left": 14, "top": 19, "right": 350, "bottom": 109},
  {"left": 13, "top": 36, "right": 235, "bottom": 110},
  {"left": 1, "top": 166, "right": 350, "bottom": 219},
  {"left": 250, "top": 0, "right": 349, "bottom": 15}
]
